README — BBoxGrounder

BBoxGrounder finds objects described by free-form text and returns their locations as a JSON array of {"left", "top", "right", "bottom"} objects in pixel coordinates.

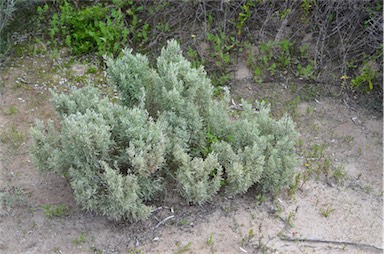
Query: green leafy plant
[
  {"left": 205, "top": 32, "right": 235, "bottom": 87},
  {"left": 42, "top": 1, "right": 151, "bottom": 57},
  {"left": 31, "top": 40, "right": 298, "bottom": 221},
  {"left": 297, "top": 63, "right": 314, "bottom": 79},
  {"left": 351, "top": 65, "right": 376, "bottom": 92},
  {"left": 236, "top": 0, "right": 255, "bottom": 36},
  {"left": 249, "top": 39, "right": 295, "bottom": 79}
]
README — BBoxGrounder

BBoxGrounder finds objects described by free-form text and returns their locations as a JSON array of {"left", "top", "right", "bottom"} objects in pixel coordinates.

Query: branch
[
  {"left": 154, "top": 215, "right": 175, "bottom": 229},
  {"left": 279, "top": 236, "right": 383, "bottom": 252}
]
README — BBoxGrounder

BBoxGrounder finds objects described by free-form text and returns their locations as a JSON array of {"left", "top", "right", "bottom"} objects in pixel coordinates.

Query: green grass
[
  {"left": 320, "top": 207, "right": 335, "bottom": 218},
  {"left": 0, "top": 124, "right": 24, "bottom": 148},
  {"left": 72, "top": 232, "right": 87, "bottom": 245},
  {"left": 3, "top": 105, "right": 18, "bottom": 115},
  {"left": 174, "top": 242, "right": 192, "bottom": 254},
  {"left": 0, "top": 186, "right": 25, "bottom": 213},
  {"left": 41, "top": 204, "right": 70, "bottom": 218}
]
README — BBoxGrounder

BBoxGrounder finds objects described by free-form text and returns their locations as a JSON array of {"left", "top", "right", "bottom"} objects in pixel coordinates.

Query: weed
[
  {"left": 241, "top": 228, "right": 255, "bottom": 246},
  {"left": 44, "top": 1, "right": 138, "bottom": 57},
  {"left": 332, "top": 164, "right": 346, "bottom": 183},
  {"left": 0, "top": 124, "right": 24, "bottom": 148},
  {"left": 289, "top": 173, "right": 301, "bottom": 197},
  {"left": 179, "top": 218, "right": 189, "bottom": 226},
  {"left": 207, "top": 233, "right": 215, "bottom": 253},
  {"left": 286, "top": 211, "right": 296, "bottom": 227},
  {"left": 276, "top": 39, "right": 293, "bottom": 68},
  {"left": 248, "top": 228, "right": 255, "bottom": 239},
  {"left": 205, "top": 31, "right": 236, "bottom": 90},
  {"left": 276, "top": 8, "right": 291, "bottom": 19},
  {"left": 320, "top": 207, "right": 335, "bottom": 218},
  {"left": 256, "top": 232, "right": 274, "bottom": 253},
  {"left": 286, "top": 96, "right": 301, "bottom": 117},
  {"left": 90, "top": 246, "right": 103, "bottom": 254},
  {"left": 236, "top": 0, "right": 254, "bottom": 36},
  {"left": 363, "top": 184, "right": 373, "bottom": 193},
  {"left": 256, "top": 194, "right": 266, "bottom": 205},
  {"left": 53, "top": 247, "right": 62, "bottom": 254},
  {"left": 86, "top": 66, "right": 98, "bottom": 74},
  {"left": 296, "top": 63, "right": 314, "bottom": 79},
  {"left": 0, "top": 186, "right": 25, "bottom": 214},
  {"left": 300, "top": 84, "right": 318, "bottom": 101},
  {"left": 186, "top": 47, "right": 204, "bottom": 69},
  {"left": 41, "top": 204, "right": 70, "bottom": 218},
  {"left": 343, "top": 135, "right": 354, "bottom": 144},
  {"left": 3, "top": 105, "right": 17, "bottom": 115},
  {"left": 252, "top": 66, "right": 263, "bottom": 84},
  {"left": 351, "top": 65, "right": 376, "bottom": 92},
  {"left": 174, "top": 242, "right": 192, "bottom": 254},
  {"left": 208, "top": 233, "right": 214, "bottom": 245},
  {"left": 311, "top": 143, "right": 326, "bottom": 159},
  {"left": 156, "top": 22, "right": 170, "bottom": 33},
  {"left": 72, "top": 232, "right": 87, "bottom": 245},
  {"left": 300, "top": 0, "right": 316, "bottom": 20}
]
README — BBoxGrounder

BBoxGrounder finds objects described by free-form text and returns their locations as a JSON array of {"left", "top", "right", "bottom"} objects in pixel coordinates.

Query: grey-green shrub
[
  {"left": 107, "top": 40, "right": 298, "bottom": 198},
  {"left": 31, "top": 40, "right": 298, "bottom": 221},
  {"left": 31, "top": 87, "right": 166, "bottom": 221}
]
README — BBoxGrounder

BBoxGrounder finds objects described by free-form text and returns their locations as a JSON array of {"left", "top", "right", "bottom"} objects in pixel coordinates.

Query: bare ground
[{"left": 0, "top": 51, "right": 382, "bottom": 254}]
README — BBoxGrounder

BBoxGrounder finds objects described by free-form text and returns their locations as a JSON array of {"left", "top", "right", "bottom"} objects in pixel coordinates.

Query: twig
[
  {"left": 154, "top": 215, "right": 175, "bottom": 228},
  {"left": 279, "top": 236, "right": 383, "bottom": 252}
]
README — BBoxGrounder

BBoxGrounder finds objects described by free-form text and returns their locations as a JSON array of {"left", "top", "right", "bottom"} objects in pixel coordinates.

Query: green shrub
[
  {"left": 31, "top": 40, "right": 298, "bottom": 221},
  {"left": 0, "top": 0, "right": 16, "bottom": 54},
  {"left": 0, "top": 0, "right": 16, "bottom": 32},
  {"left": 351, "top": 65, "right": 377, "bottom": 92},
  {"left": 47, "top": 1, "right": 129, "bottom": 56}
]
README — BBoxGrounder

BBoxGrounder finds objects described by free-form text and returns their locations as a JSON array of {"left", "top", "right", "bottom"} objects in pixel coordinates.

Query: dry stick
[
  {"left": 279, "top": 236, "right": 383, "bottom": 252},
  {"left": 154, "top": 215, "right": 175, "bottom": 229}
]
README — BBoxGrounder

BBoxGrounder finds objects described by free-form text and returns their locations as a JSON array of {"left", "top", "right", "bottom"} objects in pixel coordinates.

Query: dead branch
[{"left": 279, "top": 236, "right": 383, "bottom": 252}]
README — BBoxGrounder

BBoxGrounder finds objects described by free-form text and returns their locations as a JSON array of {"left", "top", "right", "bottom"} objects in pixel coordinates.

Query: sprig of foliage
[{"left": 351, "top": 65, "right": 376, "bottom": 92}]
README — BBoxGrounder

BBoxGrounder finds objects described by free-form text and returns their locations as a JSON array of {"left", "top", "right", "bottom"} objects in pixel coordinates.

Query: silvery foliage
[
  {"left": 31, "top": 40, "right": 298, "bottom": 221},
  {"left": 31, "top": 86, "right": 166, "bottom": 221},
  {"left": 107, "top": 40, "right": 298, "bottom": 199}
]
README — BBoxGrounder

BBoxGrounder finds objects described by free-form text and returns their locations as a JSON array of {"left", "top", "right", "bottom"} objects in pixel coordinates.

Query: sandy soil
[{"left": 0, "top": 52, "right": 382, "bottom": 254}]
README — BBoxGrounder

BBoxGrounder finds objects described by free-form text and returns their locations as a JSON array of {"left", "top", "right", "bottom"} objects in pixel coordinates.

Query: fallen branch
[
  {"left": 154, "top": 215, "right": 175, "bottom": 229},
  {"left": 279, "top": 236, "right": 383, "bottom": 252}
]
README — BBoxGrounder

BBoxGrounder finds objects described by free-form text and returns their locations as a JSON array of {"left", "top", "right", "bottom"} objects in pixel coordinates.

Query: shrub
[
  {"left": 31, "top": 40, "right": 298, "bottom": 221},
  {"left": 31, "top": 86, "right": 166, "bottom": 221},
  {"left": 0, "top": 0, "right": 16, "bottom": 34},
  {"left": 0, "top": 0, "right": 16, "bottom": 54},
  {"left": 350, "top": 65, "right": 377, "bottom": 92},
  {"left": 47, "top": 1, "right": 129, "bottom": 56}
]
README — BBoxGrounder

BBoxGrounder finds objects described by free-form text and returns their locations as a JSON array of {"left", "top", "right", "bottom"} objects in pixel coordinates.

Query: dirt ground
[{"left": 0, "top": 48, "right": 382, "bottom": 254}]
